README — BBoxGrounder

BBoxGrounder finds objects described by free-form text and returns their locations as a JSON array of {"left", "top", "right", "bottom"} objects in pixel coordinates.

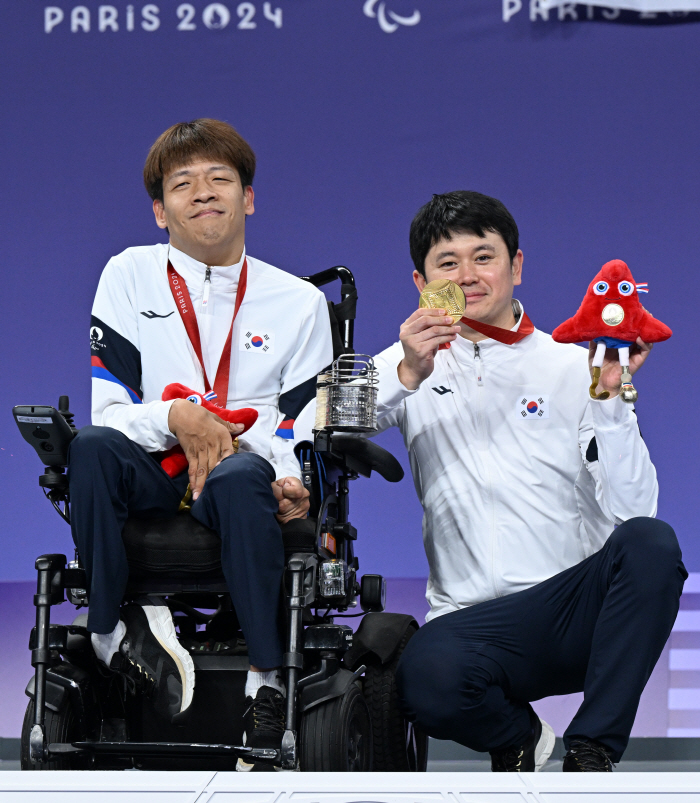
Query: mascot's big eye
[
  {"left": 186, "top": 394, "right": 202, "bottom": 405},
  {"left": 593, "top": 281, "right": 609, "bottom": 295},
  {"left": 618, "top": 281, "right": 633, "bottom": 296}
]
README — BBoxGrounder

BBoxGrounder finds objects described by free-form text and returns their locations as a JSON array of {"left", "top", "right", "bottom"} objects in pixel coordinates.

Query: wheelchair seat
[
  {"left": 123, "top": 515, "right": 223, "bottom": 580},
  {"left": 123, "top": 514, "right": 319, "bottom": 594}
]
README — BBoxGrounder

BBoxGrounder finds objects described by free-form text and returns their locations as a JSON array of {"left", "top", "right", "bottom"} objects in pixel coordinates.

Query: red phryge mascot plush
[
  {"left": 159, "top": 383, "right": 258, "bottom": 478},
  {"left": 552, "top": 260, "right": 672, "bottom": 403}
]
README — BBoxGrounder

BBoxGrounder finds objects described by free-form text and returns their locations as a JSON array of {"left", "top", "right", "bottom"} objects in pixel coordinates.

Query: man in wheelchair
[
  {"left": 16, "top": 118, "right": 424, "bottom": 773},
  {"left": 70, "top": 118, "right": 332, "bottom": 768}
]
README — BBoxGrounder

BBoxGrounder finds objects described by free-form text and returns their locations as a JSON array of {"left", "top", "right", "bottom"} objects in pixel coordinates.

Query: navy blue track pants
[
  {"left": 68, "top": 425, "right": 284, "bottom": 668},
  {"left": 396, "top": 518, "right": 686, "bottom": 762}
]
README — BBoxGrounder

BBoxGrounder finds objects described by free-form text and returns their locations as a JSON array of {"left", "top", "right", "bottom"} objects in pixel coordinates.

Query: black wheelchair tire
[
  {"left": 299, "top": 682, "right": 373, "bottom": 771},
  {"left": 362, "top": 625, "right": 429, "bottom": 771},
  {"left": 21, "top": 698, "right": 88, "bottom": 771}
]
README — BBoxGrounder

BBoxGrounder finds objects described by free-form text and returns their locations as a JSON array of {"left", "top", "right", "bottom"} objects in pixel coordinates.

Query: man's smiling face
[
  {"left": 414, "top": 229, "right": 523, "bottom": 331},
  {"left": 153, "top": 159, "right": 254, "bottom": 265}
]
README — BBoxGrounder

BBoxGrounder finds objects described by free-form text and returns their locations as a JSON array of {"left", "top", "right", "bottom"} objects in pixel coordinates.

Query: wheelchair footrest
[{"left": 64, "top": 741, "right": 280, "bottom": 763}]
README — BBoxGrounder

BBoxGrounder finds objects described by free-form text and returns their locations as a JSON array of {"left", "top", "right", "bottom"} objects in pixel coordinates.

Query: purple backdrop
[{"left": 1, "top": 1, "right": 699, "bottom": 586}]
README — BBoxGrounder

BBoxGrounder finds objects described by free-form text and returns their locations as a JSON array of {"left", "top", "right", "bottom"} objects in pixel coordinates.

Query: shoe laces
[
  {"left": 567, "top": 739, "right": 614, "bottom": 771},
  {"left": 244, "top": 692, "right": 285, "bottom": 733},
  {"left": 491, "top": 744, "right": 525, "bottom": 771},
  {"left": 116, "top": 655, "right": 157, "bottom": 698}
]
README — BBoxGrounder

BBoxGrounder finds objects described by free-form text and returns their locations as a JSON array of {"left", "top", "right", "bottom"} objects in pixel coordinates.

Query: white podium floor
[
  {"left": 5, "top": 757, "right": 700, "bottom": 772},
  {"left": 1, "top": 768, "right": 700, "bottom": 802}
]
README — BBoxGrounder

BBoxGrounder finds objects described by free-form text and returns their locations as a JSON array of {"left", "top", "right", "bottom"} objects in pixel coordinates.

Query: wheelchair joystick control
[
  {"left": 58, "top": 395, "right": 77, "bottom": 432},
  {"left": 13, "top": 396, "right": 78, "bottom": 524}
]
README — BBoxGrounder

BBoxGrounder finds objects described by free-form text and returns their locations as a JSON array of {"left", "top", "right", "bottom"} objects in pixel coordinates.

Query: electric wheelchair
[{"left": 13, "top": 267, "right": 428, "bottom": 772}]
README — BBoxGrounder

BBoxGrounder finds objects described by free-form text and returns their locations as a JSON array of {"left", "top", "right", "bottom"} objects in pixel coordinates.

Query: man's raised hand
[
  {"left": 272, "top": 477, "right": 310, "bottom": 523},
  {"left": 588, "top": 337, "right": 653, "bottom": 399},
  {"left": 168, "top": 399, "right": 245, "bottom": 500},
  {"left": 397, "top": 308, "right": 461, "bottom": 390}
]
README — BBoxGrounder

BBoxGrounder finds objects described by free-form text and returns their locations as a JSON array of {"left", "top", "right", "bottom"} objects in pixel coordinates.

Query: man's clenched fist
[{"left": 272, "top": 476, "right": 310, "bottom": 523}]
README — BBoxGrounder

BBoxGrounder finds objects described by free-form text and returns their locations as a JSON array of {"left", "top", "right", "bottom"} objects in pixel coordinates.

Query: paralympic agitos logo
[{"left": 363, "top": 0, "right": 421, "bottom": 33}]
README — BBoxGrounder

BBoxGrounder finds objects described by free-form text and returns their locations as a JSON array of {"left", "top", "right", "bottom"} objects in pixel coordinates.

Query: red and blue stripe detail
[
  {"left": 91, "top": 356, "right": 142, "bottom": 404},
  {"left": 275, "top": 419, "right": 295, "bottom": 440}
]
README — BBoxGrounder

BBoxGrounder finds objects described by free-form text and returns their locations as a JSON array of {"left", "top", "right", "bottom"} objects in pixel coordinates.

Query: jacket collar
[
  {"left": 168, "top": 244, "right": 246, "bottom": 290},
  {"left": 450, "top": 299, "right": 537, "bottom": 360}
]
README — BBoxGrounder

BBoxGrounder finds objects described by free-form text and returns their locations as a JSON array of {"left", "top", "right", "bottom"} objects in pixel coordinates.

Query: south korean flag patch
[
  {"left": 241, "top": 329, "right": 275, "bottom": 354},
  {"left": 516, "top": 394, "right": 549, "bottom": 420}
]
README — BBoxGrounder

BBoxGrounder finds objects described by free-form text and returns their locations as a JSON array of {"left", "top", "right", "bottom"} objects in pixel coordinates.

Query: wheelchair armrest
[{"left": 312, "top": 432, "right": 404, "bottom": 483}]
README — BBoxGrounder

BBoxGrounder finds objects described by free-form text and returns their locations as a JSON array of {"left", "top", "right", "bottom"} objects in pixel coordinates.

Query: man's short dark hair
[
  {"left": 143, "top": 118, "right": 256, "bottom": 202},
  {"left": 409, "top": 191, "right": 519, "bottom": 277}
]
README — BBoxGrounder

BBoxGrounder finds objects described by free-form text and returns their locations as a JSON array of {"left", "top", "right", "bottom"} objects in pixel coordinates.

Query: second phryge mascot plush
[
  {"left": 159, "top": 383, "right": 258, "bottom": 478},
  {"left": 553, "top": 259, "right": 672, "bottom": 403}
]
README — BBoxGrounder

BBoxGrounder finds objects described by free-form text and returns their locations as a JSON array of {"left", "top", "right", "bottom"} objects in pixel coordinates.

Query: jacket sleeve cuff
[
  {"left": 271, "top": 458, "right": 302, "bottom": 482},
  {"left": 152, "top": 399, "right": 178, "bottom": 448},
  {"left": 378, "top": 363, "right": 418, "bottom": 412},
  {"left": 589, "top": 394, "right": 635, "bottom": 429}
]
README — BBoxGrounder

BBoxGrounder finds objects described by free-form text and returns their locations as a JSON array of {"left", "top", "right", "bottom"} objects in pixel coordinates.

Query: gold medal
[
  {"left": 419, "top": 279, "right": 466, "bottom": 324},
  {"left": 601, "top": 303, "right": 624, "bottom": 326}
]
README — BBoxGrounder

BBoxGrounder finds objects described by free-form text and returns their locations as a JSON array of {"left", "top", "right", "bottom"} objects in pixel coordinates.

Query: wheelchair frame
[{"left": 16, "top": 266, "right": 427, "bottom": 772}]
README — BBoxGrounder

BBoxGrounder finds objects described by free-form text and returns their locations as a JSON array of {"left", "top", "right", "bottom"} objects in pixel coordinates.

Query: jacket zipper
[
  {"left": 474, "top": 343, "right": 484, "bottom": 386},
  {"left": 202, "top": 266, "right": 212, "bottom": 309},
  {"left": 473, "top": 341, "right": 499, "bottom": 597}
]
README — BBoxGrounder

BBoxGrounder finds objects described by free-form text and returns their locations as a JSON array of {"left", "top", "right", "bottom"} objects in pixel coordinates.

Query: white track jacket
[
  {"left": 374, "top": 306, "right": 658, "bottom": 621},
  {"left": 90, "top": 244, "right": 332, "bottom": 480}
]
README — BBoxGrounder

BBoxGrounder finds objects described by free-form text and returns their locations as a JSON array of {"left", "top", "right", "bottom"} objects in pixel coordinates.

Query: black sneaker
[
  {"left": 491, "top": 706, "right": 555, "bottom": 772},
  {"left": 563, "top": 739, "right": 614, "bottom": 772},
  {"left": 110, "top": 599, "right": 195, "bottom": 722},
  {"left": 236, "top": 686, "right": 285, "bottom": 772}
]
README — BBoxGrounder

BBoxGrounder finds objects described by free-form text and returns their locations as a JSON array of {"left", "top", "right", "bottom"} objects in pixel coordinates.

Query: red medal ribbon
[
  {"left": 459, "top": 311, "right": 535, "bottom": 344},
  {"left": 439, "top": 311, "right": 535, "bottom": 349},
  {"left": 167, "top": 258, "right": 248, "bottom": 407}
]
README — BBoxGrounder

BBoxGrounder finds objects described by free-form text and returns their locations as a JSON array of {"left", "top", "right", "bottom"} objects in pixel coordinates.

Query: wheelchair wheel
[
  {"left": 21, "top": 699, "right": 88, "bottom": 770},
  {"left": 299, "top": 682, "right": 372, "bottom": 771},
  {"left": 363, "top": 626, "right": 428, "bottom": 771}
]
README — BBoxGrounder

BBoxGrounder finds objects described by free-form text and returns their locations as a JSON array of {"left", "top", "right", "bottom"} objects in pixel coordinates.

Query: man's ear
[
  {"left": 511, "top": 249, "right": 524, "bottom": 287},
  {"left": 153, "top": 199, "right": 168, "bottom": 230},
  {"left": 243, "top": 185, "right": 255, "bottom": 216},
  {"left": 413, "top": 270, "right": 427, "bottom": 293}
]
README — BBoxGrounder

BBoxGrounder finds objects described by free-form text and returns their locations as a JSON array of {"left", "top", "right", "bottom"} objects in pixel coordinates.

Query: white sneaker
[
  {"left": 534, "top": 717, "right": 555, "bottom": 771},
  {"left": 108, "top": 597, "right": 195, "bottom": 722},
  {"left": 491, "top": 707, "right": 555, "bottom": 772}
]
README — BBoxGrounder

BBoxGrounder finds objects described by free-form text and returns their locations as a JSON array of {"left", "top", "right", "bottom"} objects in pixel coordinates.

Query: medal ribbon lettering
[{"left": 167, "top": 259, "right": 248, "bottom": 407}]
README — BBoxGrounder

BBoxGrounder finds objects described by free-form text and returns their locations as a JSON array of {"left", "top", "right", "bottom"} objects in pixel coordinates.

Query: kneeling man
[
  {"left": 70, "top": 119, "right": 331, "bottom": 769},
  {"left": 374, "top": 191, "right": 685, "bottom": 772}
]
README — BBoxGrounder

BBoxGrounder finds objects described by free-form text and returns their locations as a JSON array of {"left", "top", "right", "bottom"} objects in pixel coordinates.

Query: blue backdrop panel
[{"left": 0, "top": 1, "right": 697, "bottom": 582}]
